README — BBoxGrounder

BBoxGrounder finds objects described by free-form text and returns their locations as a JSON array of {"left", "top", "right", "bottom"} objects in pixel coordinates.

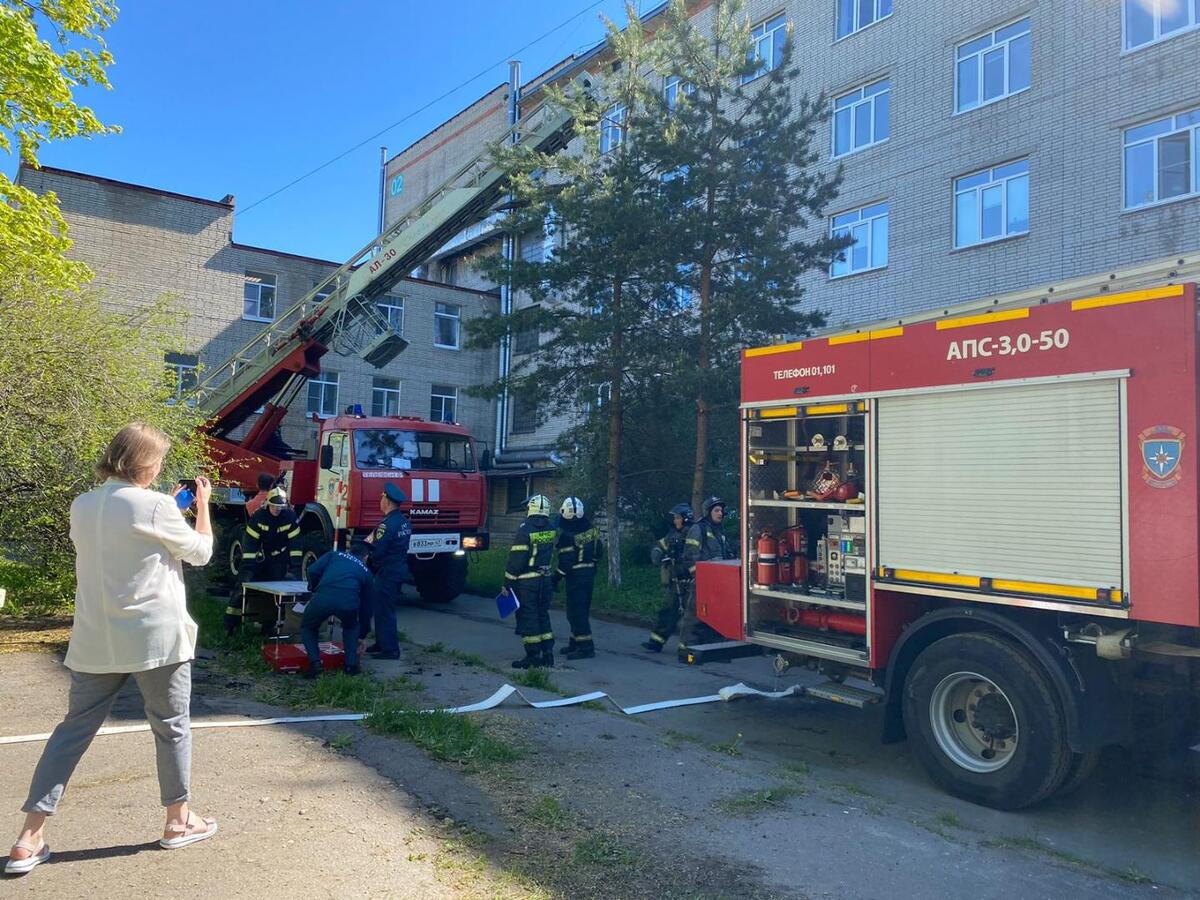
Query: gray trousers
[{"left": 23, "top": 662, "right": 192, "bottom": 814}]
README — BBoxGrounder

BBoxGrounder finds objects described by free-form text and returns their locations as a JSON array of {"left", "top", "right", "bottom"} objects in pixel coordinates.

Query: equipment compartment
[{"left": 743, "top": 405, "right": 869, "bottom": 648}]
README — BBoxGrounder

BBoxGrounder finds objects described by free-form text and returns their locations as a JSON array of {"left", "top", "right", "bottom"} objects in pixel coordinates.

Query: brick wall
[{"left": 17, "top": 165, "right": 500, "bottom": 455}]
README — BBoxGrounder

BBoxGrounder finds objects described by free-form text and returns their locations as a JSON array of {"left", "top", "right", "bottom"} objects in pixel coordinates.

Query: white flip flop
[
  {"left": 159, "top": 813, "right": 218, "bottom": 850},
  {"left": 4, "top": 840, "right": 50, "bottom": 875}
]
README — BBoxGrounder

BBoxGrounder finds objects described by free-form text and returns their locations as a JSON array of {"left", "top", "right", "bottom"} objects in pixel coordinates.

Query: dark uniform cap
[{"left": 384, "top": 482, "right": 408, "bottom": 504}]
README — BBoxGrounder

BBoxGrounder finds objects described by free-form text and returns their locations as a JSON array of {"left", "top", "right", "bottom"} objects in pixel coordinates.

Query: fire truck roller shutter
[{"left": 876, "top": 378, "right": 1124, "bottom": 594}]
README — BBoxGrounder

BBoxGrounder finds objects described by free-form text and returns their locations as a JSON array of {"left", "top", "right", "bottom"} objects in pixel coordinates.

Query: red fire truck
[{"left": 694, "top": 273, "right": 1200, "bottom": 808}]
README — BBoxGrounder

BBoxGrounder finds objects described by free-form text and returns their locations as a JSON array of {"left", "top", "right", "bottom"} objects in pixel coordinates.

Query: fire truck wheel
[
  {"left": 1056, "top": 751, "right": 1101, "bottom": 798},
  {"left": 298, "top": 531, "right": 332, "bottom": 581},
  {"left": 224, "top": 525, "right": 248, "bottom": 582},
  {"left": 902, "top": 632, "right": 1072, "bottom": 810},
  {"left": 412, "top": 554, "right": 466, "bottom": 604}
]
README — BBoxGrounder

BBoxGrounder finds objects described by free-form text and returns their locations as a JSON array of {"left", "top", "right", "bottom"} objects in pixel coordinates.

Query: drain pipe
[
  {"left": 495, "top": 59, "right": 521, "bottom": 459},
  {"left": 377, "top": 146, "right": 388, "bottom": 236}
]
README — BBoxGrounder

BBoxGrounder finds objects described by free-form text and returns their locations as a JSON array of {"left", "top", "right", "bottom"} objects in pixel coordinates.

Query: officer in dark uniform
[
  {"left": 678, "top": 496, "right": 735, "bottom": 653},
  {"left": 554, "top": 497, "right": 602, "bottom": 660},
  {"left": 300, "top": 539, "right": 372, "bottom": 677},
  {"left": 505, "top": 494, "right": 557, "bottom": 669},
  {"left": 225, "top": 488, "right": 302, "bottom": 634},
  {"left": 642, "top": 502, "right": 693, "bottom": 653},
  {"left": 363, "top": 481, "right": 411, "bottom": 660}
]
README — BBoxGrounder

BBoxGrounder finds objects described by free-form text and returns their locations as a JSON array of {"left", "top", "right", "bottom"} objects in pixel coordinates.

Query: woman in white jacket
[{"left": 6, "top": 423, "right": 218, "bottom": 875}]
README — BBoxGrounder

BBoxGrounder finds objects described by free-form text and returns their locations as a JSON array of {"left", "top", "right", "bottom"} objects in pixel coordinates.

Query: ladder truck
[
  {"left": 692, "top": 256, "right": 1200, "bottom": 808},
  {"left": 189, "top": 83, "right": 585, "bottom": 604}
]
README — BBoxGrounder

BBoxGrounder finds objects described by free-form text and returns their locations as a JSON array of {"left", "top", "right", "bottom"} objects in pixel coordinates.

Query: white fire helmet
[
  {"left": 560, "top": 496, "right": 585, "bottom": 520},
  {"left": 527, "top": 494, "right": 552, "bottom": 517}
]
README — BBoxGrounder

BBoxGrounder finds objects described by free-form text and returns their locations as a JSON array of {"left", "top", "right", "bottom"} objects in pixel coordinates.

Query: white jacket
[{"left": 64, "top": 478, "right": 213, "bottom": 674}]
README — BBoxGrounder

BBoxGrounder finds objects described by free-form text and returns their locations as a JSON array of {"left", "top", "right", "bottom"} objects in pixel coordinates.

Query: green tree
[
  {"left": 1, "top": 0, "right": 119, "bottom": 286},
  {"left": 469, "top": 10, "right": 685, "bottom": 586},
  {"left": 0, "top": 1, "right": 208, "bottom": 589},
  {"left": 648, "top": 0, "right": 848, "bottom": 511}
]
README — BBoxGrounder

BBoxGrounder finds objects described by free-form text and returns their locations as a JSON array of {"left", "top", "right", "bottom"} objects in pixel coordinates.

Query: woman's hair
[{"left": 96, "top": 422, "right": 171, "bottom": 484}]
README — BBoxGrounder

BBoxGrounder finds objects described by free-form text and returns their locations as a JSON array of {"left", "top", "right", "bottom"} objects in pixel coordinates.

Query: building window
[
  {"left": 743, "top": 14, "right": 787, "bottom": 83},
  {"left": 307, "top": 371, "right": 339, "bottom": 417},
  {"left": 430, "top": 384, "right": 458, "bottom": 423},
  {"left": 243, "top": 271, "right": 276, "bottom": 322},
  {"left": 440, "top": 259, "right": 457, "bottom": 285},
  {"left": 830, "top": 202, "right": 888, "bottom": 278},
  {"left": 434, "top": 302, "right": 461, "bottom": 349},
  {"left": 664, "top": 74, "right": 694, "bottom": 111},
  {"left": 1124, "top": 0, "right": 1200, "bottom": 50},
  {"left": 165, "top": 352, "right": 198, "bottom": 406},
  {"left": 600, "top": 103, "right": 626, "bottom": 153},
  {"left": 833, "top": 78, "right": 890, "bottom": 157},
  {"left": 510, "top": 392, "right": 538, "bottom": 435},
  {"left": 378, "top": 295, "right": 404, "bottom": 334},
  {"left": 956, "top": 18, "right": 1031, "bottom": 113},
  {"left": 506, "top": 476, "right": 531, "bottom": 513},
  {"left": 954, "top": 159, "right": 1030, "bottom": 248},
  {"left": 372, "top": 377, "right": 401, "bottom": 417},
  {"left": 513, "top": 310, "right": 540, "bottom": 355},
  {"left": 1124, "top": 106, "right": 1200, "bottom": 209},
  {"left": 837, "top": 0, "right": 892, "bottom": 40}
]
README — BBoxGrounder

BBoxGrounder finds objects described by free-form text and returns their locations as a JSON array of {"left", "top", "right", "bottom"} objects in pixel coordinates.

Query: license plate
[{"left": 408, "top": 533, "right": 460, "bottom": 554}]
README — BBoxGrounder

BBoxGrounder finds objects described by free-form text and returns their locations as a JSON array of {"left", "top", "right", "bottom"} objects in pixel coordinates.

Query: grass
[
  {"left": 710, "top": 732, "right": 744, "bottom": 757},
  {"left": 833, "top": 781, "right": 871, "bottom": 797},
  {"left": 465, "top": 545, "right": 663, "bottom": 623},
  {"left": 713, "top": 785, "right": 804, "bottom": 817},
  {"left": 935, "top": 811, "right": 963, "bottom": 830},
  {"left": 326, "top": 732, "right": 355, "bottom": 751},
  {"left": 781, "top": 761, "right": 811, "bottom": 779},
  {"left": 366, "top": 705, "right": 519, "bottom": 769},
  {"left": 572, "top": 832, "right": 639, "bottom": 868},
  {"left": 511, "top": 667, "right": 561, "bottom": 693},
  {"left": 985, "top": 835, "right": 1157, "bottom": 885},
  {"left": 530, "top": 796, "right": 568, "bottom": 828}
]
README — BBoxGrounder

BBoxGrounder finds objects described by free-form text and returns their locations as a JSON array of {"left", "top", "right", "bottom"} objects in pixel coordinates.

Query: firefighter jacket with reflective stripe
[
  {"left": 368, "top": 509, "right": 412, "bottom": 578},
  {"left": 244, "top": 508, "right": 301, "bottom": 562},
  {"left": 683, "top": 518, "right": 733, "bottom": 575},
  {"left": 505, "top": 515, "right": 556, "bottom": 582},
  {"left": 555, "top": 516, "right": 601, "bottom": 576},
  {"left": 651, "top": 525, "right": 690, "bottom": 581}
]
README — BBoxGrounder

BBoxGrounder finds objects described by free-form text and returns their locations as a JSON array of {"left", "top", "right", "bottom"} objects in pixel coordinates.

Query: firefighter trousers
[
  {"left": 648, "top": 579, "right": 687, "bottom": 647},
  {"left": 677, "top": 579, "right": 719, "bottom": 649},
  {"left": 564, "top": 569, "right": 596, "bottom": 645},
  {"left": 512, "top": 575, "right": 554, "bottom": 653}
]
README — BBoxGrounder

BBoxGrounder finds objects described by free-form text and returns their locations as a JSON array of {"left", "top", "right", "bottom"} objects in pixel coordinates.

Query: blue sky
[{"left": 15, "top": 0, "right": 639, "bottom": 262}]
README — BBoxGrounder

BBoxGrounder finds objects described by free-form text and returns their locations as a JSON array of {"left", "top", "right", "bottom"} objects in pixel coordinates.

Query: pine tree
[
  {"left": 469, "top": 10, "right": 685, "bottom": 586},
  {"left": 646, "top": 0, "right": 849, "bottom": 512}
]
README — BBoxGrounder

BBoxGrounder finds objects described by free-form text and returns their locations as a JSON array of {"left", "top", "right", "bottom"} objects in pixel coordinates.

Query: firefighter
[
  {"left": 554, "top": 497, "right": 602, "bottom": 660},
  {"left": 505, "top": 494, "right": 557, "bottom": 669},
  {"left": 678, "top": 496, "right": 735, "bottom": 653},
  {"left": 642, "top": 502, "right": 693, "bottom": 653},
  {"left": 363, "top": 481, "right": 411, "bottom": 660},
  {"left": 225, "top": 488, "right": 301, "bottom": 634}
]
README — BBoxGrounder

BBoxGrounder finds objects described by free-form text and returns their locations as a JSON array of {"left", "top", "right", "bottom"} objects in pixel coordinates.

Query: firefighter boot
[
  {"left": 539, "top": 638, "right": 556, "bottom": 667},
  {"left": 512, "top": 643, "right": 542, "bottom": 669},
  {"left": 565, "top": 637, "right": 594, "bottom": 660},
  {"left": 559, "top": 637, "right": 578, "bottom": 656},
  {"left": 641, "top": 634, "right": 666, "bottom": 653}
]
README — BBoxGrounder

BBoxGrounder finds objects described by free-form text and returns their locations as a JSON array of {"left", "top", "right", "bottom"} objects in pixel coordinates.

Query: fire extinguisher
[
  {"left": 756, "top": 531, "right": 779, "bottom": 585},
  {"left": 780, "top": 526, "right": 808, "bottom": 585},
  {"left": 777, "top": 531, "right": 794, "bottom": 584}
]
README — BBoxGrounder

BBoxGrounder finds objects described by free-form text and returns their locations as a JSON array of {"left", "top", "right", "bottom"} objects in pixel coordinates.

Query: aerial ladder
[{"left": 192, "top": 80, "right": 588, "bottom": 492}]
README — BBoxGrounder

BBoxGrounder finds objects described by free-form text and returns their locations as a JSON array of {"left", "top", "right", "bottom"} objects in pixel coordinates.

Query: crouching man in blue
[{"left": 300, "top": 540, "right": 372, "bottom": 678}]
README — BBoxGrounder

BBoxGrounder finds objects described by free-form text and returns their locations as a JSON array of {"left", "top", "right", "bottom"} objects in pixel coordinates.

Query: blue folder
[{"left": 495, "top": 587, "right": 520, "bottom": 618}]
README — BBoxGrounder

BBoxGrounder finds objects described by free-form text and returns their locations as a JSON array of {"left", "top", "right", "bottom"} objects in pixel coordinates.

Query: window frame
[
  {"left": 430, "top": 384, "right": 458, "bottom": 424},
  {"left": 1122, "top": 106, "right": 1200, "bottom": 210},
  {"left": 307, "top": 370, "right": 340, "bottom": 418},
  {"left": 829, "top": 201, "right": 890, "bottom": 279},
  {"left": 433, "top": 301, "right": 461, "bottom": 350},
  {"left": 663, "top": 74, "right": 695, "bottom": 111},
  {"left": 835, "top": 0, "right": 893, "bottom": 42},
  {"left": 1121, "top": 0, "right": 1200, "bottom": 53},
  {"left": 952, "top": 159, "right": 1031, "bottom": 249},
  {"left": 600, "top": 103, "right": 626, "bottom": 154},
  {"left": 377, "top": 295, "right": 405, "bottom": 335},
  {"left": 742, "top": 13, "right": 788, "bottom": 84},
  {"left": 510, "top": 392, "right": 538, "bottom": 435},
  {"left": 242, "top": 271, "right": 277, "bottom": 323},
  {"left": 165, "top": 352, "right": 199, "bottom": 407},
  {"left": 371, "top": 377, "right": 401, "bottom": 417},
  {"left": 832, "top": 77, "right": 891, "bottom": 158},
  {"left": 954, "top": 16, "right": 1032, "bottom": 115}
]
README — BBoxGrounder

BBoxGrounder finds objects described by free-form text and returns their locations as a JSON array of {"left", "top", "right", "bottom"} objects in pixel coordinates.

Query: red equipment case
[{"left": 262, "top": 641, "right": 346, "bottom": 673}]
